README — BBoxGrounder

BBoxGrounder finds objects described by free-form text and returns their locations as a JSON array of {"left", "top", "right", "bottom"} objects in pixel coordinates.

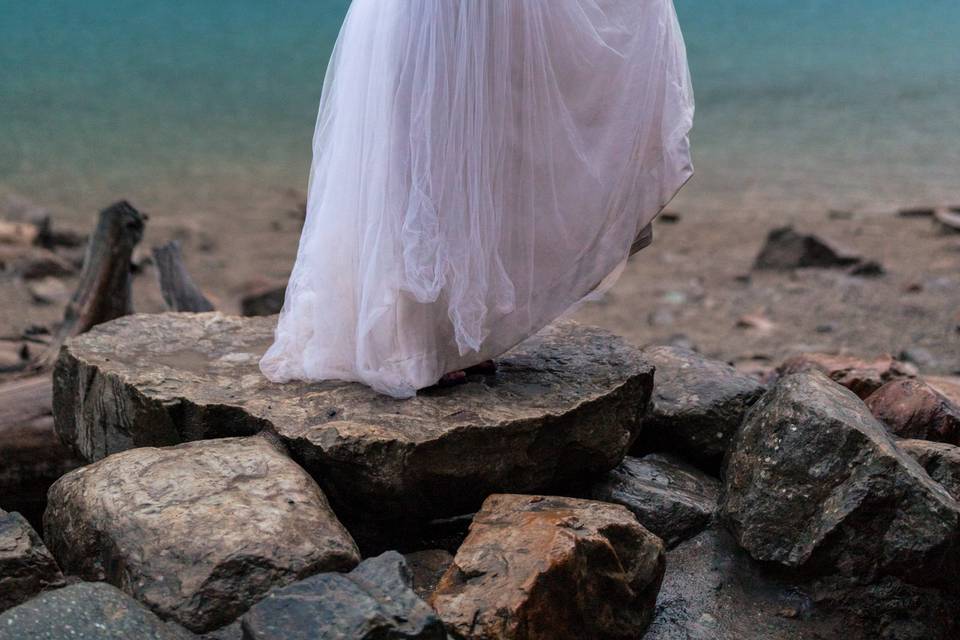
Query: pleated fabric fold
[{"left": 260, "top": 0, "right": 694, "bottom": 398}]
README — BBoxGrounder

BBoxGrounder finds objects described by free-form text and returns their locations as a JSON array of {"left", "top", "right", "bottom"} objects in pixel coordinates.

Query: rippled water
[{"left": 2, "top": 0, "right": 958, "bottom": 217}]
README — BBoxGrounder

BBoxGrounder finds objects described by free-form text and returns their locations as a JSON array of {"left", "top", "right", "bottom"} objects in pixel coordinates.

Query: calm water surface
[{"left": 2, "top": 1, "right": 958, "bottom": 217}]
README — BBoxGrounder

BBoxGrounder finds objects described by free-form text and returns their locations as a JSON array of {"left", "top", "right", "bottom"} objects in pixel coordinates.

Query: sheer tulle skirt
[{"left": 260, "top": 0, "right": 694, "bottom": 398}]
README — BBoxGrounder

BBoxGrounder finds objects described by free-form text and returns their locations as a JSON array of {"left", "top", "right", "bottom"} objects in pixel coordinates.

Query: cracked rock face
[
  {"left": 241, "top": 551, "right": 446, "bottom": 640},
  {"left": 585, "top": 453, "right": 719, "bottom": 548},
  {"left": 431, "top": 494, "right": 665, "bottom": 640},
  {"left": 633, "top": 346, "right": 766, "bottom": 471},
  {"left": 53, "top": 313, "right": 653, "bottom": 531},
  {"left": 43, "top": 436, "right": 360, "bottom": 633},
  {"left": 0, "top": 509, "right": 65, "bottom": 612},
  {"left": 720, "top": 372, "right": 960, "bottom": 587},
  {"left": 0, "top": 582, "right": 192, "bottom": 640}
]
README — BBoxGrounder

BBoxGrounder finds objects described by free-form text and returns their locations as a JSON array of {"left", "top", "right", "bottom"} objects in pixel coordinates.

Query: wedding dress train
[{"left": 260, "top": 0, "right": 694, "bottom": 398}]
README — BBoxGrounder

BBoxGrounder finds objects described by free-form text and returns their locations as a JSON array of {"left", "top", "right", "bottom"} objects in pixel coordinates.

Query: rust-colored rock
[
  {"left": 865, "top": 378, "right": 960, "bottom": 444},
  {"left": 776, "top": 352, "right": 917, "bottom": 399},
  {"left": 431, "top": 494, "right": 665, "bottom": 640}
]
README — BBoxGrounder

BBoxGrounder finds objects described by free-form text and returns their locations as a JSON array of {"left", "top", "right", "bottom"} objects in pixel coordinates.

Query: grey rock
[
  {"left": 720, "top": 373, "right": 960, "bottom": 588},
  {"left": 900, "top": 439, "right": 960, "bottom": 500},
  {"left": 431, "top": 494, "right": 665, "bottom": 640},
  {"left": 0, "top": 510, "right": 65, "bottom": 612},
  {"left": 54, "top": 313, "right": 653, "bottom": 537},
  {"left": 633, "top": 346, "right": 766, "bottom": 471},
  {"left": 241, "top": 551, "right": 445, "bottom": 640},
  {"left": 585, "top": 453, "right": 719, "bottom": 548},
  {"left": 753, "top": 226, "right": 862, "bottom": 271},
  {"left": 44, "top": 436, "right": 360, "bottom": 633},
  {"left": 0, "top": 582, "right": 192, "bottom": 640},
  {"left": 646, "top": 527, "right": 851, "bottom": 640}
]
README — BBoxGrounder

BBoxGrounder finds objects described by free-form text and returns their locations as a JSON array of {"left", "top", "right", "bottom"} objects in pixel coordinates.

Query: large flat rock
[
  {"left": 54, "top": 312, "right": 653, "bottom": 530},
  {"left": 44, "top": 436, "right": 360, "bottom": 633}
]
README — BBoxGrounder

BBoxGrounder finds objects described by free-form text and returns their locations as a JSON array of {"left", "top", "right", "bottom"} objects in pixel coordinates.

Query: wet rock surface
[
  {"left": 44, "top": 435, "right": 360, "bottom": 633},
  {"left": 900, "top": 439, "right": 960, "bottom": 500},
  {"left": 584, "top": 453, "right": 719, "bottom": 548},
  {"left": 720, "top": 372, "right": 960, "bottom": 638},
  {"left": 776, "top": 352, "right": 917, "bottom": 399},
  {"left": 241, "top": 551, "right": 446, "bottom": 640},
  {"left": 54, "top": 312, "right": 654, "bottom": 536},
  {"left": 431, "top": 494, "right": 665, "bottom": 640},
  {"left": 633, "top": 346, "right": 766, "bottom": 471},
  {"left": 0, "top": 509, "right": 65, "bottom": 612},
  {"left": 647, "top": 527, "right": 850, "bottom": 640},
  {"left": 0, "top": 582, "right": 193, "bottom": 640},
  {"left": 865, "top": 378, "right": 960, "bottom": 444},
  {"left": 721, "top": 372, "right": 960, "bottom": 584}
]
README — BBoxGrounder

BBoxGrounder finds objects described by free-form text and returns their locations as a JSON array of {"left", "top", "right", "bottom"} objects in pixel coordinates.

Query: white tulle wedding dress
[{"left": 260, "top": 0, "right": 694, "bottom": 398}]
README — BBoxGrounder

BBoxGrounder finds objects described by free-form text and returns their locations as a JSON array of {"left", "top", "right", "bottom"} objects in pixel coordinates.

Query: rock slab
[
  {"left": 720, "top": 372, "right": 960, "bottom": 587},
  {"left": 54, "top": 312, "right": 654, "bottom": 529},
  {"left": 431, "top": 494, "right": 665, "bottom": 640},
  {"left": 44, "top": 436, "right": 360, "bottom": 632},
  {"left": 0, "top": 509, "right": 65, "bottom": 612},
  {"left": 633, "top": 346, "right": 765, "bottom": 471},
  {"left": 585, "top": 453, "right": 719, "bottom": 547},
  {"left": 241, "top": 551, "right": 446, "bottom": 640},
  {"left": 0, "top": 582, "right": 192, "bottom": 640}
]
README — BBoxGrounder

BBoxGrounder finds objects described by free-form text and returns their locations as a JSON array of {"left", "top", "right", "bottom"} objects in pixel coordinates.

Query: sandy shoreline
[{"left": 1, "top": 177, "right": 958, "bottom": 377}]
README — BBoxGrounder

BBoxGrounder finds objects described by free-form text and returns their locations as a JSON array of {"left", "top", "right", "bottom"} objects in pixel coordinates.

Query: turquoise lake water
[{"left": 2, "top": 1, "right": 958, "bottom": 217}]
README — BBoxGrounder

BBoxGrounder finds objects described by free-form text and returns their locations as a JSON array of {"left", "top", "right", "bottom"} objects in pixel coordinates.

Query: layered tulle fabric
[{"left": 260, "top": 0, "right": 694, "bottom": 398}]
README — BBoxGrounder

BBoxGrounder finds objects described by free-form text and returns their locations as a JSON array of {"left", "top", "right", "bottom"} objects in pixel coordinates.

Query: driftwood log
[
  {"left": 32, "top": 201, "right": 145, "bottom": 368},
  {"left": 0, "top": 375, "right": 83, "bottom": 528},
  {"left": 152, "top": 240, "right": 215, "bottom": 312}
]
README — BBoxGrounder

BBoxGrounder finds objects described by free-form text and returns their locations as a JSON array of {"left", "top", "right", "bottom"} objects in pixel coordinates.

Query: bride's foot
[{"left": 436, "top": 360, "right": 497, "bottom": 388}]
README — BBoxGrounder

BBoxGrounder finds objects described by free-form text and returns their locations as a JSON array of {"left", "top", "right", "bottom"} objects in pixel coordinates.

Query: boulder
[
  {"left": 633, "top": 346, "right": 766, "bottom": 471},
  {"left": 865, "top": 378, "right": 960, "bottom": 444},
  {"left": 44, "top": 436, "right": 360, "bottom": 633},
  {"left": 54, "top": 313, "right": 653, "bottom": 537},
  {"left": 431, "top": 494, "right": 665, "bottom": 640},
  {"left": 646, "top": 527, "right": 851, "bottom": 640},
  {"left": 241, "top": 551, "right": 446, "bottom": 640},
  {"left": 584, "top": 453, "right": 719, "bottom": 547},
  {"left": 900, "top": 439, "right": 960, "bottom": 500},
  {"left": 776, "top": 352, "right": 917, "bottom": 399},
  {"left": 753, "top": 226, "right": 862, "bottom": 271},
  {"left": 0, "top": 509, "right": 65, "bottom": 612},
  {"left": 720, "top": 372, "right": 960, "bottom": 588},
  {"left": 0, "top": 582, "right": 193, "bottom": 640}
]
